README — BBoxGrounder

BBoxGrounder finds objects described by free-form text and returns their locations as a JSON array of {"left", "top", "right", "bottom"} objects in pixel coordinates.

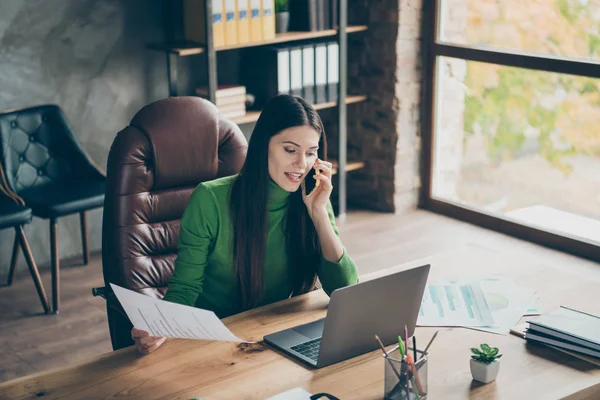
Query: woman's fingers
[
  {"left": 131, "top": 328, "right": 149, "bottom": 339},
  {"left": 314, "top": 174, "right": 332, "bottom": 191},
  {"left": 315, "top": 160, "right": 333, "bottom": 177},
  {"left": 142, "top": 337, "right": 166, "bottom": 354},
  {"left": 140, "top": 336, "right": 163, "bottom": 347}
]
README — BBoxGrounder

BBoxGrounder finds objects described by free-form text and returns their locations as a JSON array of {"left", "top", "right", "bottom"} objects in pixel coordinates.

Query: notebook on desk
[{"left": 525, "top": 306, "right": 600, "bottom": 359}]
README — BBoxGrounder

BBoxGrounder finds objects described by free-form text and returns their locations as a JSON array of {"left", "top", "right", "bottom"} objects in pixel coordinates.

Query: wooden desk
[{"left": 1, "top": 244, "right": 599, "bottom": 400}]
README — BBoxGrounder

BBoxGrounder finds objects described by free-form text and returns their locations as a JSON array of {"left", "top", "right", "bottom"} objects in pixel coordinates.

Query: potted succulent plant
[
  {"left": 470, "top": 343, "right": 502, "bottom": 384},
  {"left": 275, "top": 0, "right": 289, "bottom": 33}
]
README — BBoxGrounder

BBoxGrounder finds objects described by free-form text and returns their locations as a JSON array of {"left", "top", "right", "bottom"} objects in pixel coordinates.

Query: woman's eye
[
  {"left": 307, "top": 153, "right": 317, "bottom": 158},
  {"left": 285, "top": 148, "right": 296, "bottom": 154}
]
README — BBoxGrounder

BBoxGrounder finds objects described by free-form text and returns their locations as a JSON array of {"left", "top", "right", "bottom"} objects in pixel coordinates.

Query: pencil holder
[{"left": 383, "top": 347, "right": 428, "bottom": 400}]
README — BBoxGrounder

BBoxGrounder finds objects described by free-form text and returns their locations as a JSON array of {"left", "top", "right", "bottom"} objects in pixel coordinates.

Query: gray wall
[{"left": 0, "top": 0, "right": 174, "bottom": 276}]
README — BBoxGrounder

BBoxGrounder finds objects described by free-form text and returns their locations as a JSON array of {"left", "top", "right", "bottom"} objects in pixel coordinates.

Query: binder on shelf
[
  {"left": 288, "top": 0, "right": 318, "bottom": 32},
  {"left": 261, "top": 0, "right": 275, "bottom": 40},
  {"left": 183, "top": 0, "right": 225, "bottom": 47},
  {"left": 302, "top": 44, "right": 316, "bottom": 104},
  {"left": 224, "top": 0, "right": 238, "bottom": 46},
  {"left": 330, "top": 0, "right": 338, "bottom": 29},
  {"left": 290, "top": 47, "right": 303, "bottom": 97},
  {"left": 327, "top": 42, "right": 339, "bottom": 102},
  {"left": 314, "top": 43, "right": 328, "bottom": 104},
  {"left": 236, "top": 0, "right": 250, "bottom": 44},
  {"left": 241, "top": 46, "right": 290, "bottom": 108},
  {"left": 276, "top": 47, "right": 291, "bottom": 97},
  {"left": 249, "top": 0, "right": 262, "bottom": 42},
  {"left": 319, "top": 0, "right": 327, "bottom": 31}
]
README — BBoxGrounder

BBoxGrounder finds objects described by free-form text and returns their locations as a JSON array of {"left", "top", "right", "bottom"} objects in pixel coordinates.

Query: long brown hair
[{"left": 229, "top": 95, "right": 327, "bottom": 311}]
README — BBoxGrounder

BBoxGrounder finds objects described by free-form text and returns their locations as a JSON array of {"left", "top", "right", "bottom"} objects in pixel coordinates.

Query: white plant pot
[{"left": 470, "top": 359, "right": 500, "bottom": 384}]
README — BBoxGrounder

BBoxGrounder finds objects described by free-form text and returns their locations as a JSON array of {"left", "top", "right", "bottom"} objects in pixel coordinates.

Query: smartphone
[{"left": 304, "top": 163, "right": 320, "bottom": 196}]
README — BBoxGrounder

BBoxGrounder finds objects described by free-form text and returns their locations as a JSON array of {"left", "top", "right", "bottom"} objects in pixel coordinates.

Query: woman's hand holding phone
[{"left": 302, "top": 158, "right": 333, "bottom": 220}]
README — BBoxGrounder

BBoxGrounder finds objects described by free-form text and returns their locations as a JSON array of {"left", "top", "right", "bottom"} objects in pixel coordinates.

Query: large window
[{"left": 422, "top": 0, "right": 600, "bottom": 259}]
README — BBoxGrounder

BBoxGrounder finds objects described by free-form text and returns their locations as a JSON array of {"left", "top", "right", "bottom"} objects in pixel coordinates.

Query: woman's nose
[{"left": 294, "top": 154, "right": 308, "bottom": 169}]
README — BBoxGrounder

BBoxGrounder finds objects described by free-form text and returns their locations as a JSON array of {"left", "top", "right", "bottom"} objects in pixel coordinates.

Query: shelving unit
[{"left": 148, "top": 0, "right": 365, "bottom": 218}]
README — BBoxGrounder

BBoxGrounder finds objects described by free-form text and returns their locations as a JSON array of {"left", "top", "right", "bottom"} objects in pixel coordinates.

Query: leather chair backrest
[
  {"left": 102, "top": 96, "right": 247, "bottom": 300},
  {"left": 0, "top": 105, "right": 101, "bottom": 194}
]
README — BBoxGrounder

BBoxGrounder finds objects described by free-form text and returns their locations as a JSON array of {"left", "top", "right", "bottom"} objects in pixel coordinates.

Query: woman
[{"left": 132, "top": 95, "right": 359, "bottom": 354}]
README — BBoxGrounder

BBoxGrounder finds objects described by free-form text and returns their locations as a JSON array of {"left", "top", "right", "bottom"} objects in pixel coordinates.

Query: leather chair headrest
[{"left": 129, "top": 96, "right": 245, "bottom": 190}]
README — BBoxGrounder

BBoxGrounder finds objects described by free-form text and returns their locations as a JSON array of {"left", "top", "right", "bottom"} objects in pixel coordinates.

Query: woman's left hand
[{"left": 302, "top": 158, "right": 333, "bottom": 219}]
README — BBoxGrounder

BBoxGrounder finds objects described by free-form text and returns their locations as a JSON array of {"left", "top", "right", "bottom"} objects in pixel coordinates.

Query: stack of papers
[
  {"left": 110, "top": 284, "right": 251, "bottom": 342},
  {"left": 417, "top": 276, "right": 540, "bottom": 335}
]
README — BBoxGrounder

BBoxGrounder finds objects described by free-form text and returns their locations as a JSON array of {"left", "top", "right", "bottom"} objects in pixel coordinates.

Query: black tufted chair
[
  {"left": 0, "top": 162, "right": 50, "bottom": 313},
  {"left": 0, "top": 105, "right": 106, "bottom": 313}
]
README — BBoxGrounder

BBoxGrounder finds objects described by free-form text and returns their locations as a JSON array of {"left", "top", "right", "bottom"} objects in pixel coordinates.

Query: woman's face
[{"left": 268, "top": 125, "right": 320, "bottom": 192}]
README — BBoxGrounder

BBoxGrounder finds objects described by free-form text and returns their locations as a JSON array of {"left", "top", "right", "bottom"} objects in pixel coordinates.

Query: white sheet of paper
[
  {"left": 110, "top": 283, "right": 250, "bottom": 342},
  {"left": 417, "top": 275, "right": 540, "bottom": 335},
  {"left": 266, "top": 388, "right": 313, "bottom": 400},
  {"left": 465, "top": 277, "right": 538, "bottom": 335}
]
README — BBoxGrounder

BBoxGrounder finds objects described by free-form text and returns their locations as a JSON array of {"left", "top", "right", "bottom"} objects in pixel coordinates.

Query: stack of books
[
  {"left": 196, "top": 85, "right": 247, "bottom": 119},
  {"left": 525, "top": 306, "right": 600, "bottom": 361}
]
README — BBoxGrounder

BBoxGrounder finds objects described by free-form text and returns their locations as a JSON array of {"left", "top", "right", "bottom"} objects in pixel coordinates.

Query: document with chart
[
  {"left": 417, "top": 280, "right": 494, "bottom": 327},
  {"left": 110, "top": 283, "right": 251, "bottom": 342},
  {"left": 417, "top": 276, "right": 539, "bottom": 334}
]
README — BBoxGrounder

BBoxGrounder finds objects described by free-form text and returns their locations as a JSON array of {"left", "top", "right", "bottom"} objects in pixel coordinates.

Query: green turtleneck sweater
[{"left": 162, "top": 175, "right": 358, "bottom": 318}]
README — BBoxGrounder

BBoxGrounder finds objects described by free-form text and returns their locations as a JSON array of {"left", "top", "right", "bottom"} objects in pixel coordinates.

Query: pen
[
  {"left": 398, "top": 335, "right": 406, "bottom": 357},
  {"left": 413, "top": 335, "right": 417, "bottom": 361},
  {"left": 404, "top": 324, "right": 409, "bottom": 358},
  {"left": 406, "top": 352, "right": 425, "bottom": 395},
  {"left": 399, "top": 335, "right": 410, "bottom": 400}
]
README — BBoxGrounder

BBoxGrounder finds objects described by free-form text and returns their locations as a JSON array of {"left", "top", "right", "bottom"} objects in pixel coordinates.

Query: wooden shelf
[
  {"left": 331, "top": 160, "right": 365, "bottom": 175},
  {"left": 148, "top": 26, "right": 368, "bottom": 56},
  {"left": 229, "top": 95, "right": 368, "bottom": 125}
]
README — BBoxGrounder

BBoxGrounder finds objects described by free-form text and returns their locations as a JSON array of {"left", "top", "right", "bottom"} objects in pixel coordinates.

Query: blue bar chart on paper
[{"left": 417, "top": 281, "right": 494, "bottom": 327}]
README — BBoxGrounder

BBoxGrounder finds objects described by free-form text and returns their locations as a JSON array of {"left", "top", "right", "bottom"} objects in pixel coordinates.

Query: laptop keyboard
[{"left": 290, "top": 338, "right": 321, "bottom": 362}]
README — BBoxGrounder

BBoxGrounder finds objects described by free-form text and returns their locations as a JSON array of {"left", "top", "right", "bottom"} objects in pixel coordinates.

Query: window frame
[{"left": 419, "top": 0, "right": 600, "bottom": 262}]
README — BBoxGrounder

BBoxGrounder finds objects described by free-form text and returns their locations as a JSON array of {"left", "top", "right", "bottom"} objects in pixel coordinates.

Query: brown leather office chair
[{"left": 98, "top": 96, "right": 247, "bottom": 350}]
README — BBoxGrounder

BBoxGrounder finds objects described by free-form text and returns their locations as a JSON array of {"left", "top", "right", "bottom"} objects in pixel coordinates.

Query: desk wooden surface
[{"left": 1, "top": 244, "right": 599, "bottom": 400}]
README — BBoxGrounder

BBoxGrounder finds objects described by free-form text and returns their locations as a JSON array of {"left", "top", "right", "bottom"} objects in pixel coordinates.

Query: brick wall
[
  {"left": 346, "top": 0, "right": 466, "bottom": 213},
  {"left": 346, "top": 0, "right": 424, "bottom": 213}
]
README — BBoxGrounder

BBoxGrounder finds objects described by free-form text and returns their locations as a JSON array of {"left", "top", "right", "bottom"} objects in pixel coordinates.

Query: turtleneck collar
[{"left": 268, "top": 178, "right": 291, "bottom": 211}]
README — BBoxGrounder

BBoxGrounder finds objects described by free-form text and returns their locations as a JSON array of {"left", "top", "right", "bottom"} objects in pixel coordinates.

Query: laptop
[{"left": 263, "top": 264, "right": 430, "bottom": 368}]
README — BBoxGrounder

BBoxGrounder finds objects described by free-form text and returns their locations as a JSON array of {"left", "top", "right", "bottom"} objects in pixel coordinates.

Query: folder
[
  {"left": 240, "top": 46, "right": 290, "bottom": 108},
  {"left": 330, "top": 0, "right": 338, "bottom": 29},
  {"left": 314, "top": 43, "right": 328, "bottom": 104},
  {"left": 327, "top": 42, "right": 339, "bottom": 102},
  {"left": 224, "top": 0, "right": 237, "bottom": 46},
  {"left": 290, "top": 47, "right": 303, "bottom": 97},
  {"left": 249, "top": 0, "right": 262, "bottom": 42},
  {"left": 183, "top": 0, "right": 225, "bottom": 47},
  {"left": 317, "top": 0, "right": 326, "bottom": 30},
  {"left": 277, "top": 47, "right": 291, "bottom": 97},
  {"left": 302, "top": 45, "right": 316, "bottom": 104},
  {"left": 261, "top": 0, "right": 275, "bottom": 40},
  {"left": 236, "top": 0, "right": 250, "bottom": 44},
  {"left": 288, "top": 0, "right": 318, "bottom": 32}
]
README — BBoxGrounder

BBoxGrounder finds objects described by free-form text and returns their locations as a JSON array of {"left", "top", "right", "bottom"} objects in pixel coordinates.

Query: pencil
[
  {"left": 375, "top": 335, "right": 402, "bottom": 381},
  {"left": 421, "top": 330, "right": 439, "bottom": 359}
]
